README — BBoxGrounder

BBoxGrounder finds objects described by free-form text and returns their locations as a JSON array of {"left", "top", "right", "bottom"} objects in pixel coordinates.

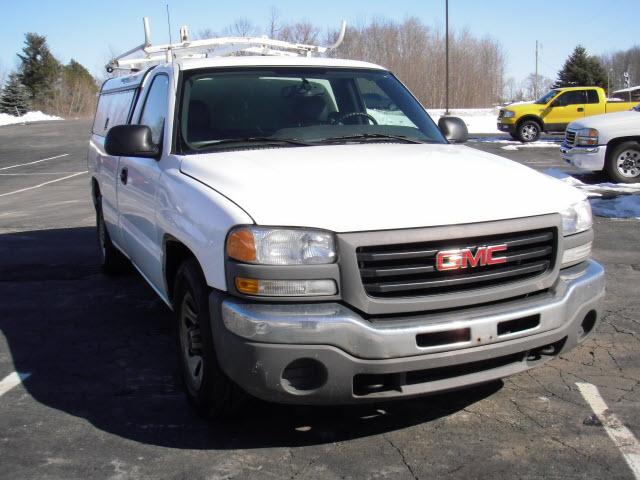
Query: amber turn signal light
[{"left": 235, "top": 277, "right": 260, "bottom": 295}]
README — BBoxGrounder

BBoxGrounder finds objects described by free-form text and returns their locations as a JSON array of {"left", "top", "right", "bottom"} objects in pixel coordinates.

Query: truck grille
[
  {"left": 565, "top": 129, "right": 576, "bottom": 146},
  {"left": 356, "top": 228, "right": 557, "bottom": 298}
]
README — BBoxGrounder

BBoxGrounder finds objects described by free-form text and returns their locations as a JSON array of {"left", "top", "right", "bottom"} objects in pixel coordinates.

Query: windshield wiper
[
  {"left": 317, "top": 133, "right": 428, "bottom": 144},
  {"left": 195, "top": 136, "right": 314, "bottom": 149}
]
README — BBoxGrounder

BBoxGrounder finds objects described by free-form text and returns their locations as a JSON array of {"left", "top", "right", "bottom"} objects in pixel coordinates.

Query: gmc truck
[
  {"left": 561, "top": 104, "right": 640, "bottom": 182},
  {"left": 498, "top": 86, "right": 639, "bottom": 142},
  {"left": 89, "top": 25, "right": 605, "bottom": 418}
]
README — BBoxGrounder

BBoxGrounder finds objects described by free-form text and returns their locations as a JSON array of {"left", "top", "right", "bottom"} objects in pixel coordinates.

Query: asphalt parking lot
[{"left": 1, "top": 120, "right": 639, "bottom": 479}]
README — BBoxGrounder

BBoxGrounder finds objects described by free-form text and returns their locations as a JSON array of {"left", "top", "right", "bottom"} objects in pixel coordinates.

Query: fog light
[
  {"left": 561, "top": 242, "right": 592, "bottom": 267},
  {"left": 281, "top": 358, "right": 327, "bottom": 392},
  {"left": 235, "top": 277, "right": 337, "bottom": 296}
]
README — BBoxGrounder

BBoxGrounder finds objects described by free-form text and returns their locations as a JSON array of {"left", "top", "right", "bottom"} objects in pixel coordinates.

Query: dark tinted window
[
  {"left": 92, "top": 89, "right": 136, "bottom": 136},
  {"left": 586, "top": 90, "right": 599, "bottom": 104},
  {"left": 557, "top": 90, "right": 586, "bottom": 106},
  {"left": 139, "top": 75, "right": 169, "bottom": 145}
]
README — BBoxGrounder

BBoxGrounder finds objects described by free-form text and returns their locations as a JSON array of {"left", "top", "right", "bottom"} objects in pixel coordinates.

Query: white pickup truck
[
  {"left": 561, "top": 105, "right": 640, "bottom": 183},
  {"left": 89, "top": 30, "right": 604, "bottom": 418}
]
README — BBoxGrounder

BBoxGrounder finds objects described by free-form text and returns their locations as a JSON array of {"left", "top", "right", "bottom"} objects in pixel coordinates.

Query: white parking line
[
  {"left": 0, "top": 172, "right": 83, "bottom": 176},
  {"left": 0, "top": 153, "right": 69, "bottom": 171},
  {"left": 0, "top": 372, "right": 31, "bottom": 397},
  {"left": 0, "top": 171, "right": 87, "bottom": 198},
  {"left": 577, "top": 382, "right": 640, "bottom": 479}
]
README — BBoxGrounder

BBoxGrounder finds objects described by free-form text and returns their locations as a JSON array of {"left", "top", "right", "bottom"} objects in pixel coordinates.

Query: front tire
[
  {"left": 517, "top": 120, "right": 541, "bottom": 142},
  {"left": 96, "top": 197, "right": 128, "bottom": 274},
  {"left": 605, "top": 142, "right": 640, "bottom": 183},
  {"left": 174, "top": 258, "right": 243, "bottom": 419}
]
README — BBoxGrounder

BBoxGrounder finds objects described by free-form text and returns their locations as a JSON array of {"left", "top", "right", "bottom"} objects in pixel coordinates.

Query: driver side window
[
  {"left": 139, "top": 75, "right": 169, "bottom": 145},
  {"left": 556, "top": 90, "right": 586, "bottom": 106}
]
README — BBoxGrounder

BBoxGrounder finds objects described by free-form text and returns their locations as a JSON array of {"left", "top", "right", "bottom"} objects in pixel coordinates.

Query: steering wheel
[{"left": 335, "top": 112, "right": 378, "bottom": 125}]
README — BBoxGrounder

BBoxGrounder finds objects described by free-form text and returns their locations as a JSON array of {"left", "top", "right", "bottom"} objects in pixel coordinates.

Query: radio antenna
[
  {"left": 165, "top": 4, "right": 173, "bottom": 44},
  {"left": 165, "top": 4, "right": 177, "bottom": 90}
]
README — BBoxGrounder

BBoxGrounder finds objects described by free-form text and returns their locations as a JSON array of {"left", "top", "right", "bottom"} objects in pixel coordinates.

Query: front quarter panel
[{"left": 156, "top": 160, "right": 254, "bottom": 292}]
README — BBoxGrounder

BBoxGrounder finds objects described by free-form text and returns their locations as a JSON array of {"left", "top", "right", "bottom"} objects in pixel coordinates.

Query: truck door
[
  {"left": 116, "top": 73, "right": 169, "bottom": 291},
  {"left": 542, "top": 90, "right": 587, "bottom": 130},
  {"left": 583, "top": 89, "right": 603, "bottom": 117}
]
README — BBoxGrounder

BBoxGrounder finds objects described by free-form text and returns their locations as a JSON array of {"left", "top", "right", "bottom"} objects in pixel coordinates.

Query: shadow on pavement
[{"left": 0, "top": 227, "right": 501, "bottom": 449}]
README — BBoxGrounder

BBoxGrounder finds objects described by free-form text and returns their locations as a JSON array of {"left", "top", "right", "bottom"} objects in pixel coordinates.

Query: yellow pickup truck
[{"left": 497, "top": 86, "right": 639, "bottom": 142}]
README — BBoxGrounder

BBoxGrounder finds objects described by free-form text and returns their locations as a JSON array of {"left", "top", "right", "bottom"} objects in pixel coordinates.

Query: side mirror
[
  {"left": 552, "top": 98, "right": 566, "bottom": 108},
  {"left": 105, "top": 125, "right": 160, "bottom": 158},
  {"left": 438, "top": 116, "right": 468, "bottom": 144}
]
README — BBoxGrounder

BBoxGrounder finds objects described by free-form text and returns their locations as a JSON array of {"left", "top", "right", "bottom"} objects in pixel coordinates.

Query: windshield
[
  {"left": 535, "top": 89, "right": 560, "bottom": 105},
  {"left": 178, "top": 67, "right": 446, "bottom": 152}
]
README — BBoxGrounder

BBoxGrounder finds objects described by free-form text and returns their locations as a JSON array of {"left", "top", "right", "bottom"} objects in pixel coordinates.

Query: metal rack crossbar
[{"left": 106, "top": 17, "right": 347, "bottom": 72}]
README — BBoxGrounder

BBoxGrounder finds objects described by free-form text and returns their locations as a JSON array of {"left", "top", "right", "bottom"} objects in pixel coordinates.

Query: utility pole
[
  {"left": 534, "top": 40, "right": 539, "bottom": 99},
  {"left": 445, "top": 0, "right": 450, "bottom": 114}
]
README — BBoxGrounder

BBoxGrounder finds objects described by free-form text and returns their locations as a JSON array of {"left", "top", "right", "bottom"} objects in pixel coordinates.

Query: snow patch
[
  {"left": 427, "top": 108, "right": 500, "bottom": 134},
  {"left": 500, "top": 142, "right": 559, "bottom": 151},
  {"left": 0, "top": 111, "right": 63, "bottom": 126},
  {"left": 545, "top": 168, "right": 640, "bottom": 196},
  {"left": 590, "top": 196, "right": 640, "bottom": 219},
  {"left": 469, "top": 136, "right": 561, "bottom": 150},
  {"left": 544, "top": 168, "right": 640, "bottom": 219}
]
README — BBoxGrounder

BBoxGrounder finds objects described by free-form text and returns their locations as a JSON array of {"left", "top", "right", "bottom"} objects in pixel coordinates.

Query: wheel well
[
  {"left": 517, "top": 116, "right": 543, "bottom": 130},
  {"left": 606, "top": 136, "right": 640, "bottom": 159},
  {"left": 164, "top": 237, "right": 197, "bottom": 305}
]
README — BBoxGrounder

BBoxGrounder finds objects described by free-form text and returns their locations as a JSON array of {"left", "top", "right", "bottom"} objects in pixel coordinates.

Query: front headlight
[
  {"left": 575, "top": 128, "right": 599, "bottom": 146},
  {"left": 560, "top": 199, "right": 593, "bottom": 235},
  {"left": 226, "top": 226, "right": 337, "bottom": 265},
  {"left": 502, "top": 110, "right": 515, "bottom": 118}
]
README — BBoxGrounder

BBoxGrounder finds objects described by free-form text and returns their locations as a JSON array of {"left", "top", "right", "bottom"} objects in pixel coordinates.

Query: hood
[
  {"left": 503, "top": 102, "right": 545, "bottom": 114},
  {"left": 179, "top": 143, "right": 584, "bottom": 232},
  {"left": 503, "top": 100, "right": 534, "bottom": 108},
  {"left": 569, "top": 109, "right": 640, "bottom": 130}
]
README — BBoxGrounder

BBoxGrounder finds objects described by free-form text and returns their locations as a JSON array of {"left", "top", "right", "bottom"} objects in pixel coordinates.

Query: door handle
[
  {"left": 120, "top": 167, "right": 128, "bottom": 185},
  {"left": 577, "top": 107, "right": 584, "bottom": 112}
]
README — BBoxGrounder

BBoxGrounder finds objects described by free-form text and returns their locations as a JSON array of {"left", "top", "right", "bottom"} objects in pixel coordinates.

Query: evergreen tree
[
  {"left": 554, "top": 45, "right": 607, "bottom": 88},
  {"left": 17, "top": 33, "right": 61, "bottom": 107},
  {"left": 0, "top": 72, "right": 30, "bottom": 115}
]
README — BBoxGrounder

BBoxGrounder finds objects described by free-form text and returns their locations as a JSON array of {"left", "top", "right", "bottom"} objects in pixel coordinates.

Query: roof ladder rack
[{"left": 106, "top": 17, "right": 347, "bottom": 73}]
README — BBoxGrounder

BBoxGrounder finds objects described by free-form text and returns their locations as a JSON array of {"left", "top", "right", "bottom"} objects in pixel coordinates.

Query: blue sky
[{"left": 0, "top": 0, "right": 637, "bottom": 83}]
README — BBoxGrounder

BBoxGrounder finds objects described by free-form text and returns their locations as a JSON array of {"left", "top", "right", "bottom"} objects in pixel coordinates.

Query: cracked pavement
[{"left": 0, "top": 121, "right": 638, "bottom": 479}]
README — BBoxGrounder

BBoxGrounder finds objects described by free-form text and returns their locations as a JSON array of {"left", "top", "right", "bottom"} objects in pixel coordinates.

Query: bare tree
[
  {"left": 600, "top": 46, "right": 640, "bottom": 92},
  {"left": 224, "top": 18, "right": 259, "bottom": 37},
  {"left": 195, "top": 14, "right": 507, "bottom": 108},
  {"left": 195, "top": 28, "right": 218, "bottom": 40},
  {"left": 330, "top": 17, "right": 506, "bottom": 108},
  {"left": 522, "top": 73, "right": 553, "bottom": 100},
  {"left": 267, "top": 7, "right": 281, "bottom": 39},
  {"left": 279, "top": 21, "right": 321, "bottom": 44}
]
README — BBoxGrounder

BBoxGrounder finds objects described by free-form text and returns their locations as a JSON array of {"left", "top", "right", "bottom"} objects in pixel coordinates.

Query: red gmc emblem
[{"left": 436, "top": 244, "right": 507, "bottom": 271}]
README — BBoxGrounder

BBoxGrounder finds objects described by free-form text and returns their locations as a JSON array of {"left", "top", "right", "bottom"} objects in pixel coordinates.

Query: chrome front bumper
[
  {"left": 560, "top": 143, "right": 606, "bottom": 171},
  {"left": 210, "top": 260, "right": 605, "bottom": 404}
]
